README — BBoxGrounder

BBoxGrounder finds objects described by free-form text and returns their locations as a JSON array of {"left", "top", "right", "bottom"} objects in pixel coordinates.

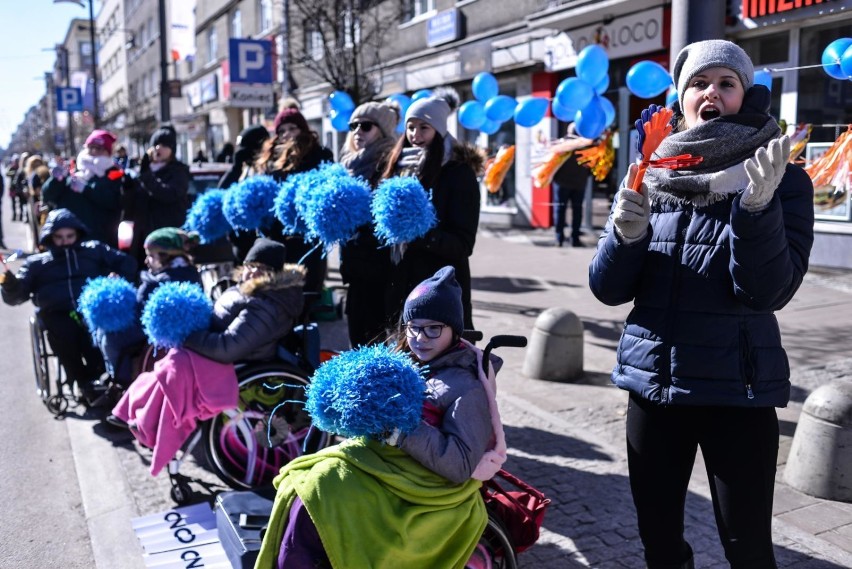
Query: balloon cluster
[
  {"left": 551, "top": 45, "right": 615, "bottom": 139},
  {"left": 822, "top": 38, "right": 852, "bottom": 81},
  {"left": 457, "top": 72, "right": 553, "bottom": 133}
]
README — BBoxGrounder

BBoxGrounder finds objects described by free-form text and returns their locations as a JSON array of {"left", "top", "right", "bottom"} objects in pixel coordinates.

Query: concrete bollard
[
  {"left": 784, "top": 379, "right": 852, "bottom": 502},
  {"left": 522, "top": 308, "right": 584, "bottom": 382}
]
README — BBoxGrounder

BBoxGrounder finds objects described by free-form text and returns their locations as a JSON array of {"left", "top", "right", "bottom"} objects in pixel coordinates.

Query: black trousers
[
  {"left": 345, "top": 280, "right": 391, "bottom": 348},
  {"left": 626, "top": 393, "right": 779, "bottom": 569},
  {"left": 552, "top": 182, "right": 584, "bottom": 241},
  {"left": 40, "top": 310, "right": 105, "bottom": 387}
]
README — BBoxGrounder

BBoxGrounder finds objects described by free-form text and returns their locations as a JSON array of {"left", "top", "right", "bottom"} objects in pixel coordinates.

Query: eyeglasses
[
  {"left": 404, "top": 324, "right": 448, "bottom": 339},
  {"left": 348, "top": 121, "right": 376, "bottom": 133}
]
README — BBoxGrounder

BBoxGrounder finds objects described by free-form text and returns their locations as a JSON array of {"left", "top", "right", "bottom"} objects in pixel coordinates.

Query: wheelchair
[{"left": 29, "top": 315, "right": 71, "bottom": 416}]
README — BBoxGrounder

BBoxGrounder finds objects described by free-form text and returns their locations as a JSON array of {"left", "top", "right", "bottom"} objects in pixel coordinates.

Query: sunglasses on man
[{"left": 349, "top": 121, "right": 376, "bottom": 133}]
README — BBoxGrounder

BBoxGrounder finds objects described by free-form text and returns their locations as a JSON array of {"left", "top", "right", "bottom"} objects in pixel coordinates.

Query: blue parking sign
[
  {"left": 56, "top": 87, "right": 84, "bottom": 112},
  {"left": 229, "top": 38, "right": 273, "bottom": 84}
]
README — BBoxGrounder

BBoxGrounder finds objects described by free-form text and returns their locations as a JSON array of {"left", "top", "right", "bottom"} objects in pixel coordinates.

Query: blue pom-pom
[
  {"left": 77, "top": 277, "right": 138, "bottom": 333},
  {"left": 372, "top": 177, "right": 437, "bottom": 245},
  {"left": 184, "top": 189, "right": 230, "bottom": 243},
  {"left": 273, "top": 171, "right": 311, "bottom": 235},
  {"left": 306, "top": 345, "right": 425, "bottom": 438},
  {"left": 299, "top": 171, "right": 372, "bottom": 250},
  {"left": 222, "top": 175, "right": 279, "bottom": 231},
  {"left": 141, "top": 282, "right": 212, "bottom": 349}
]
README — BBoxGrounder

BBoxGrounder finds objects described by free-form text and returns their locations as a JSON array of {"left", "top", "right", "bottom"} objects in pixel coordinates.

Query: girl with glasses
[
  {"left": 381, "top": 87, "right": 485, "bottom": 333},
  {"left": 338, "top": 101, "right": 401, "bottom": 348}
]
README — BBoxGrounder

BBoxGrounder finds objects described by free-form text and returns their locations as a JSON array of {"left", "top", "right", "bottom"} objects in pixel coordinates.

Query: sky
[{"left": 0, "top": 1, "right": 96, "bottom": 149}]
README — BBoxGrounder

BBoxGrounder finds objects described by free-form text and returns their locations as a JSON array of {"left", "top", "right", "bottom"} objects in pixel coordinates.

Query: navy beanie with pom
[
  {"left": 403, "top": 266, "right": 464, "bottom": 335},
  {"left": 244, "top": 237, "right": 286, "bottom": 270}
]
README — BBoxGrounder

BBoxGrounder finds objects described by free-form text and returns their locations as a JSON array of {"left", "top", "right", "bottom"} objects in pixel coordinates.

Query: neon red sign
[{"left": 742, "top": 0, "right": 829, "bottom": 19}]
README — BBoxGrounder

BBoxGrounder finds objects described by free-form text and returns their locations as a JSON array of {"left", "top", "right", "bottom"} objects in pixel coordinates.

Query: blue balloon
[
  {"left": 841, "top": 43, "right": 852, "bottom": 79},
  {"left": 665, "top": 89, "right": 678, "bottom": 108},
  {"left": 574, "top": 98, "right": 606, "bottom": 140},
  {"left": 458, "top": 100, "right": 487, "bottom": 130},
  {"left": 555, "top": 77, "right": 594, "bottom": 112},
  {"left": 484, "top": 95, "right": 517, "bottom": 123},
  {"left": 480, "top": 118, "right": 501, "bottom": 135},
  {"left": 551, "top": 99, "right": 575, "bottom": 122},
  {"left": 822, "top": 38, "right": 852, "bottom": 79},
  {"left": 472, "top": 72, "right": 499, "bottom": 102},
  {"left": 387, "top": 93, "right": 412, "bottom": 133},
  {"left": 330, "top": 108, "right": 352, "bottom": 132},
  {"left": 594, "top": 74, "right": 610, "bottom": 95},
  {"left": 598, "top": 96, "right": 615, "bottom": 128},
  {"left": 411, "top": 89, "right": 433, "bottom": 102},
  {"left": 754, "top": 70, "right": 773, "bottom": 90},
  {"left": 329, "top": 90, "right": 355, "bottom": 112},
  {"left": 514, "top": 97, "right": 549, "bottom": 127},
  {"left": 626, "top": 61, "right": 672, "bottom": 99},
  {"left": 576, "top": 45, "right": 609, "bottom": 87}
]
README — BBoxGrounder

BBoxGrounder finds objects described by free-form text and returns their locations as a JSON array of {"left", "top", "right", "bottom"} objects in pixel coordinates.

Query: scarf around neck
[
  {"left": 645, "top": 113, "right": 780, "bottom": 206},
  {"left": 340, "top": 136, "right": 395, "bottom": 181}
]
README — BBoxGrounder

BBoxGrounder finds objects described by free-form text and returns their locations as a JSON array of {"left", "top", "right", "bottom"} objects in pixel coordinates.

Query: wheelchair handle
[
  {"left": 461, "top": 329, "right": 484, "bottom": 343},
  {"left": 482, "top": 335, "right": 528, "bottom": 376}
]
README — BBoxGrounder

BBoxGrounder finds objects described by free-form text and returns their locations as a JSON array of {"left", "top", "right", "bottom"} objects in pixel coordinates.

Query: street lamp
[{"left": 54, "top": 0, "right": 100, "bottom": 128}]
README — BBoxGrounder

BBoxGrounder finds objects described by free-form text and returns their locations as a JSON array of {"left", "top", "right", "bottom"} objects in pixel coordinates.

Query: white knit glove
[
  {"left": 613, "top": 188, "right": 651, "bottom": 244},
  {"left": 385, "top": 428, "right": 401, "bottom": 447},
  {"left": 741, "top": 135, "right": 790, "bottom": 212}
]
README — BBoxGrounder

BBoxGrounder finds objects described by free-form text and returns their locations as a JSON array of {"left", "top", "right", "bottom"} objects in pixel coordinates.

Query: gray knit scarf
[
  {"left": 645, "top": 113, "right": 780, "bottom": 206},
  {"left": 339, "top": 137, "right": 396, "bottom": 181}
]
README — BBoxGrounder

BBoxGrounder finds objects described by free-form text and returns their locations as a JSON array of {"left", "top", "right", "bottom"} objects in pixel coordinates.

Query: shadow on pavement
[{"left": 471, "top": 275, "right": 580, "bottom": 294}]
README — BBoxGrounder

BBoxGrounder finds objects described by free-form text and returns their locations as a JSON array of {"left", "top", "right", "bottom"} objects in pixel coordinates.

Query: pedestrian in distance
[
  {"left": 381, "top": 87, "right": 484, "bottom": 332},
  {"left": 1, "top": 208, "right": 137, "bottom": 406},
  {"left": 215, "top": 142, "right": 234, "bottom": 164},
  {"left": 338, "top": 100, "right": 400, "bottom": 347},
  {"left": 42, "top": 130, "right": 124, "bottom": 248},
  {"left": 589, "top": 40, "right": 814, "bottom": 569},
  {"left": 550, "top": 123, "right": 593, "bottom": 247}
]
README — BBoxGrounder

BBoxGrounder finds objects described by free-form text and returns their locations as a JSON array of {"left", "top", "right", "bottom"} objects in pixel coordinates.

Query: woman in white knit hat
[
  {"left": 590, "top": 40, "right": 814, "bottom": 569},
  {"left": 380, "top": 88, "right": 485, "bottom": 333}
]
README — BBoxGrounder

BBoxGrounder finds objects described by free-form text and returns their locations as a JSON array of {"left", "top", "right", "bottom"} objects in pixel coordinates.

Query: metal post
[
  {"left": 670, "top": 0, "right": 726, "bottom": 70},
  {"left": 59, "top": 45, "right": 76, "bottom": 157},
  {"left": 158, "top": 0, "right": 171, "bottom": 122},
  {"left": 88, "top": 0, "right": 100, "bottom": 127}
]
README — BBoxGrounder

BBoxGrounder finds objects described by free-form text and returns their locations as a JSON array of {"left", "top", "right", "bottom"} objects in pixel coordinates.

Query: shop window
[
  {"left": 739, "top": 33, "right": 789, "bottom": 65},
  {"left": 402, "top": 0, "right": 435, "bottom": 22},
  {"left": 798, "top": 21, "right": 852, "bottom": 143}
]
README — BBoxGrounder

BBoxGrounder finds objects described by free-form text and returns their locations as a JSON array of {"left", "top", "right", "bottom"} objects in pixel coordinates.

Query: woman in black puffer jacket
[{"left": 183, "top": 238, "right": 304, "bottom": 363}]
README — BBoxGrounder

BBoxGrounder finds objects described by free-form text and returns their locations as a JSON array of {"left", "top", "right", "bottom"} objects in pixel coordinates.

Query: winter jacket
[
  {"left": 183, "top": 266, "right": 305, "bottom": 363},
  {"left": 136, "top": 264, "right": 202, "bottom": 306},
  {"left": 42, "top": 171, "right": 123, "bottom": 247},
  {"left": 135, "top": 159, "right": 191, "bottom": 233},
  {"left": 397, "top": 343, "right": 502, "bottom": 484},
  {"left": 1, "top": 209, "right": 137, "bottom": 314},
  {"left": 389, "top": 143, "right": 484, "bottom": 329},
  {"left": 589, "top": 164, "right": 814, "bottom": 408}
]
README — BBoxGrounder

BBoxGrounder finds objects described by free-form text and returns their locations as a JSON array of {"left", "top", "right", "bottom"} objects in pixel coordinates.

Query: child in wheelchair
[
  {"left": 182, "top": 237, "right": 305, "bottom": 364},
  {"left": 94, "top": 227, "right": 203, "bottom": 393},
  {"left": 258, "top": 265, "right": 507, "bottom": 568},
  {"left": 1, "top": 208, "right": 137, "bottom": 405}
]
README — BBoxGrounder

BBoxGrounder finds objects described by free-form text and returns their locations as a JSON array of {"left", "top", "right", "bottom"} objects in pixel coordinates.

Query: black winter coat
[
  {"left": 589, "top": 164, "right": 814, "bottom": 408},
  {"left": 387, "top": 143, "right": 484, "bottom": 330},
  {"left": 137, "top": 264, "right": 202, "bottom": 305},
  {"left": 183, "top": 266, "right": 305, "bottom": 363},
  {"left": 135, "top": 160, "right": 191, "bottom": 232},
  {"left": 42, "top": 171, "right": 123, "bottom": 247},
  {"left": 1, "top": 209, "right": 137, "bottom": 314}
]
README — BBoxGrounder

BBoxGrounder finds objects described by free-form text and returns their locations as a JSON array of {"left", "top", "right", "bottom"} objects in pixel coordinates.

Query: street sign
[
  {"left": 229, "top": 83, "right": 275, "bottom": 109},
  {"left": 56, "top": 87, "right": 84, "bottom": 112},
  {"left": 228, "top": 38, "right": 273, "bottom": 84}
]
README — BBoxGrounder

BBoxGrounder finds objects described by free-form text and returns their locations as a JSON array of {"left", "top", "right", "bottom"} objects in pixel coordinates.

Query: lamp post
[
  {"left": 158, "top": 0, "right": 170, "bottom": 122},
  {"left": 54, "top": 0, "right": 100, "bottom": 128}
]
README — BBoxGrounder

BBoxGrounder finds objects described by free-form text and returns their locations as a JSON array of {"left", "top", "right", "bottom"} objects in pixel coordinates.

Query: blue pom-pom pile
[
  {"left": 184, "top": 189, "right": 230, "bottom": 243},
  {"left": 299, "top": 170, "right": 372, "bottom": 250},
  {"left": 372, "top": 176, "right": 437, "bottom": 245},
  {"left": 141, "top": 282, "right": 212, "bottom": 349},
  {"left": 77, "top": 277, "right": 138, "bottom": 333},
  {"left": 273, "top": 171, "right": 311, "bottom": 235},
  {"left": 222, "top": 175, "right": 279, "bottom": 231},
  {"left": 306, "top": 345, "right": 425, "bottom": 438}
]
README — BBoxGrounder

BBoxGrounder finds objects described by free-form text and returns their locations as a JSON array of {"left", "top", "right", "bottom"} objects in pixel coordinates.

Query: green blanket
[{"left": 255, "top": 438, "right": 487, "bottom": 569}]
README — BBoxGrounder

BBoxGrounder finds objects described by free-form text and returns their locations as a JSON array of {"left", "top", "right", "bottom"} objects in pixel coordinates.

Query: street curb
[{"left": 66, "top": 417, "right": 145, "bottom": 569}]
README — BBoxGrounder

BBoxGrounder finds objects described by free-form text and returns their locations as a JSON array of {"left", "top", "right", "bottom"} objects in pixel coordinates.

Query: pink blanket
[{"left": 112, "top": 348, "right": 239, "bottom": 475}]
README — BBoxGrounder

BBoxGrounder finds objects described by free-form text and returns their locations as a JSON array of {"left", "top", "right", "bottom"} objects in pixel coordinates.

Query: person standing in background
[{"left": 551, "top": 123, "right": 593, "bottom": 247}]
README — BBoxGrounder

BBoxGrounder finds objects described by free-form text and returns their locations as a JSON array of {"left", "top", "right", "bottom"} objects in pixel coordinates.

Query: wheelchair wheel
[
  {"left": 29, "top": 316, "right": 50, "bottom": 401},
  {"left": 470, "top": 514, "right": 517, "bottom": 569},
  {"left": 204, "top": 362, "right": 332, "bottom": 490}
]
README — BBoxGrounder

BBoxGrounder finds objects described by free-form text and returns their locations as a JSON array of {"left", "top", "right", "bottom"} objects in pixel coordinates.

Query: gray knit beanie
[
  {"left": 350, "top": 102, "right": 400, "bottom": 138},
  {"left": 405, "top": 97, "right": 452, "bottom": 137},
  {"left": 673, "top": 40, "right": 754, "bottom": 109}
]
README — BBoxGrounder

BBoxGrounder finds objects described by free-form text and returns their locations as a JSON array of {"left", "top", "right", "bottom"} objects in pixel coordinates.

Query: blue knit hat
[{"left": 403, "top": 266, "right": 463, "bottom": 335}]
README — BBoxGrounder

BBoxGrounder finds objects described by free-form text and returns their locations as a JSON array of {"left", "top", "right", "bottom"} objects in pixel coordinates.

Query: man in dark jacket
[
  {"left": 183, "top": 238, "right": 305, "bottom": 363},
  {"left": 551, "top": 123, "right": 593, "bottom": 247},
  {"left": 1, "top": 208, "right": 137, "bottom": 404}
]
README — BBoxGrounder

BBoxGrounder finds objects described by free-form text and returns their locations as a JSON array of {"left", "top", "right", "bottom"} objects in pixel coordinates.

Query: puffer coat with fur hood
[{"left": 183, "top": 265, "right": 305, "bottom": 363}]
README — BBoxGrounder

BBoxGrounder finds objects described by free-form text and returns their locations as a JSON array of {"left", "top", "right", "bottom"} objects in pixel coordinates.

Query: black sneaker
[{"left": 104, "top": 414, "right": 129, "bottom": 429}]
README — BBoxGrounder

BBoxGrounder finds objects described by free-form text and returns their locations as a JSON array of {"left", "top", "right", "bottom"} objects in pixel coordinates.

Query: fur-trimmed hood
[
  {"left": 449, "top": 141, "right": 486, "bottom": 176},
  {"left": 237, "top": 263, "right": 306, "bottom": 296}
]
